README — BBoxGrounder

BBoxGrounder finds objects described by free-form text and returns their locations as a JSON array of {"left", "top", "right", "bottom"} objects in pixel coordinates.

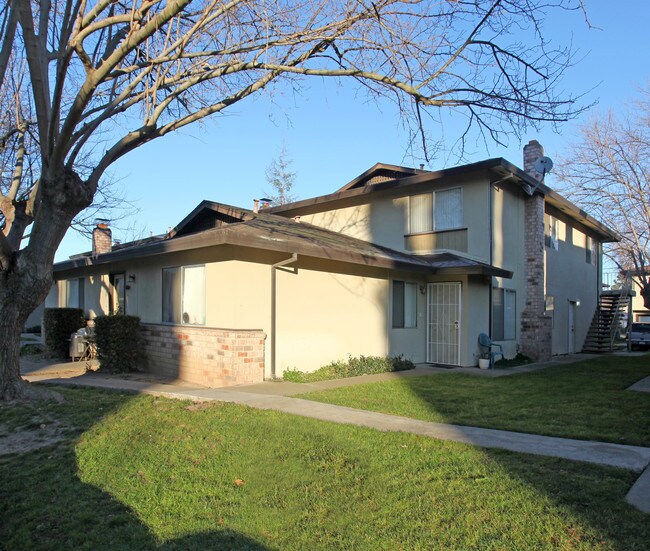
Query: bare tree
[
  {"left": 264, "top": 146, "right": 297, "bottom": 205},
  {"left": 1, "top": 0, "right": 588, "bottom": 400},
  {"left": 555, "top": 93, "right": 650, "bottom": 308}
]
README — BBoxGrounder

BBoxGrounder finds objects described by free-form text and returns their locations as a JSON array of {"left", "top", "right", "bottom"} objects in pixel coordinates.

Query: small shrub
[
  {"left": 43, "top": 308, "right": 85, "bottom": 358},
  {"left": 494, "top": 353, "right": 532, "bottom": 368},
  {"left": 24, "top": 325, "right": 42, "bottom": 334},
  {"left": 20, "top": 343, "right": 45, "bottom": 356},
  {"left": 283, "top": 354, "right": 415, "bottom": 383},
  {"left": 94, "top": 315, "right": 142, "bottom": 372}
]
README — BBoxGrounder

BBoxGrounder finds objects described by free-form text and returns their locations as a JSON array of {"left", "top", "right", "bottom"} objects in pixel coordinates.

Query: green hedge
[
  {"left": 283, "top": 354, "right": 415, "bottom": 383},
  {"left": 43, "top": 308, "right": 85, "bottom": 359},
  {"left": 94, "top": 315, "right": 142, "bottom": 373}
]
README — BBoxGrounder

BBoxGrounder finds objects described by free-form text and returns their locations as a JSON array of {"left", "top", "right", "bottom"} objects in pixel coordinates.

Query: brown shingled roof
[{"left": 54, "top": 202, "right": 512, "bottom": 278}]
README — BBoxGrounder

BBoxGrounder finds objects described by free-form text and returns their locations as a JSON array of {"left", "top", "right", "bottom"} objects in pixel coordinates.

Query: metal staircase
[{"left": 582, "top": 287, "right": 630, "bottom": 352}]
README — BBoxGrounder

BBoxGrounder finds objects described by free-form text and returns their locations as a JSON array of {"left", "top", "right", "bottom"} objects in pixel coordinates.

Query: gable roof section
[
  {"left": 54, "top": 203, "right": 512, "bottom": 278},
  {"left": 266, "top": 158, "right": 619, "bottom": 243},
  {"left": 169, "top": 201, "right": 251, "bottom": 238},
  {"left": 336, "top": 163, "right": 426, "bottom": 192}
]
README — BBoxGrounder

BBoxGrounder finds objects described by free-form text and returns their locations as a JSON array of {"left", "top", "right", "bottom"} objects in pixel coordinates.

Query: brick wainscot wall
[{"left": 141, "top": 325, "right": 266, "bottom": 387}]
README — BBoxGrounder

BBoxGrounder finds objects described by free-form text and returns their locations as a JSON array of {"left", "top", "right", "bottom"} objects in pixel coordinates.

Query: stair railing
[{"left": 609, "top": 282, "right": 631, "bottom": 349}]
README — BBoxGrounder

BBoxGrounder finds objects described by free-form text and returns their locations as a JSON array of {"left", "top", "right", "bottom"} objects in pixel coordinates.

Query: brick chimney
[
  {"left": 523, "top": 139, "right": 544, "bottom": 181},
  {"left": 92, "top": 222, "right": 112, "bottom": 256},
  {"left": 519, "top": 140, "right": 552, "bottom": 361}
]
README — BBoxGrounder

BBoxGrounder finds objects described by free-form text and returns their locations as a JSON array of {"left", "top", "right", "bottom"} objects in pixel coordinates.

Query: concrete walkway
[
  {"left": 20, "top": 354, "right": 650, "bottom": 513},
  {"left": 628, "top": 375, "right": 650, "bottom": 393}
]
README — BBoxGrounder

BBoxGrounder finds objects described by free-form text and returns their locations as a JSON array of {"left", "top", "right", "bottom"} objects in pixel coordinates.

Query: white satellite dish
[{"left": 534, "top": 156, "right": 554, "bottom": 178}]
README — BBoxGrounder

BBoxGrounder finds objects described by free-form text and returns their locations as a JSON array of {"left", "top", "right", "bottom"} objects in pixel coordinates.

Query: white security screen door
[{"left": 427, "top": 282, "right": 462, "bottom": 365}]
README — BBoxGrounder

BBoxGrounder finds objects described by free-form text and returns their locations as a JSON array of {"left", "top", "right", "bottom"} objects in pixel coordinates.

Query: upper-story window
[
  {"left": 408, "top": 188, "right": 463, "bottom": 234},
  {"left": 586, "top": 236, "right": 597, "bottom": 264},
  {"left": 162, "top": 265, "right": 206, "bottom": 325},
  {"left": 545, "top": 216, "right": 559, "bottom": 250}
]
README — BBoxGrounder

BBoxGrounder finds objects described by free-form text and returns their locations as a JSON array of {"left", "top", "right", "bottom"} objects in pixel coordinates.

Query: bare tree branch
[
  {"left": 0, "top": 0, "right": 594, "bottom": 399},
  {"left": 556, "top": 93, "right": 650, "bottom": 308}
]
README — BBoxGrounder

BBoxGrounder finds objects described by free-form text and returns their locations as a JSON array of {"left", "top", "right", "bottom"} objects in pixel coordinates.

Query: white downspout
[{"left": 271, "top": 253, "right": 298, "bottom": 379}]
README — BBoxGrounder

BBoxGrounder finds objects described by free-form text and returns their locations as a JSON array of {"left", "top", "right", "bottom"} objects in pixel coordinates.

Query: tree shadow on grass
[
  {"left": 3, "top": 376, "right": 649, "bottom": 549},
  {"left": 0, "top": 388, "right": 270, "bottom": 551},
  {"left": 397, "top": 363, "right": 650, "bottom": 549}
]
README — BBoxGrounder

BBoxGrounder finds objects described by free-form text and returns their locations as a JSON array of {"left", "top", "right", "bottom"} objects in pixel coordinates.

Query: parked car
[{"left": 629, "top": 323, "right": 650, "bottom": 350}]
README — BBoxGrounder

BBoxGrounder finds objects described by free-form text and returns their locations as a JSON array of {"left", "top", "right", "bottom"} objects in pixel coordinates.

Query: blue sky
[{"left": 55, "top": 1, "right": 650, "bottom": 261}]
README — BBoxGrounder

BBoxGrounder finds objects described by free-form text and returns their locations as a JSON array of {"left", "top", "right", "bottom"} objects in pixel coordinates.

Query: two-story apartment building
[{"left": 47, "top": 141, "right": 617, "bottom": 387}]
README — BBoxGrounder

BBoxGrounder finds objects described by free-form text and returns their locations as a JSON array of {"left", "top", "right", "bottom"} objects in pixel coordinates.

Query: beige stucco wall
[
  {"left": 274, "top": 266, "right": 391, "bottom": 373},
  {"left": 55, "top": 249, "right": 441, "bottom": 376},
  {"left": 291, "top": 176, "right": 499, "bottom": 365},
  {"left": 299, "top": 174, "right": 492, "bottom": 262},
  {"left": 631, "top": 278, "right": 650, "bottom": 322},
  {"left": 544, "top": 210, "right": 600, "bottom": 355}
]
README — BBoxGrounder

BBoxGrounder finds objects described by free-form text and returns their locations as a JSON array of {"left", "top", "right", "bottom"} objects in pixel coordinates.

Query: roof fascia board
[
  {"left": 54, "top": 220, "right": 511, "bottom": 278},
  {"left": 54, "top": 223, "right": 435, "bottom": 275},
  {"left": 54, "top": 230, "right": 229, "bottom": 272},
  {"left": 267, "top": 158, "right": 506, "bottom": 217},
  {"left": 544, "top": 189, "right": 619, "bottom": 242},
  {"left": 268, "top": 157, "right": 617, "bottom": 243}
]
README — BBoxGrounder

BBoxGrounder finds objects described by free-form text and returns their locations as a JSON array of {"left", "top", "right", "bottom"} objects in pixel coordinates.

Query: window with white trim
[
  {"left": 586, "top": 236, "right": 597, "bottom": 264},
  {"left": 545, "top": 216, "right": 559, "bottom": 250},
  {"left": 392, "top": 281, "right": 417, "bottom": 328},
  {"left": 492, "top": 288, "right": 516, "bottom": 341},
  {"left": 545, "top": 295, "right": 555, "bottom": 329},
  {"left": 408, "top": 188, "right": 462, "bottom": 234},
  {"left": 162, "top": 265, "right": 205, "bottom": 325},
  {"left": 65, "top": 278, "right": 84, "bottom": 310}
]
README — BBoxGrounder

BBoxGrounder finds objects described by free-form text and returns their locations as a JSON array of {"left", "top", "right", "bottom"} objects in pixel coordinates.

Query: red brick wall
[{"left": 141, "top": 324, "right": 266, "bottom": 387}]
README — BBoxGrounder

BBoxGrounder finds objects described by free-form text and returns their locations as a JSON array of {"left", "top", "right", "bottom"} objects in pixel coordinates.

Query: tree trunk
[
  {"left": 0, "top": 298, "right": 32, "bottom": 399},
  {"left": 641, "top": 282, "right": 650, "bottom": 311},
  {"left": 0, "top": 256, "right": 57, "bottom": 400},
  {"left": 0, "top": 168, "right": 93, "bottom": 401},
  {"left": 0, "top": 301, "right": 27, "bottom": 400}
]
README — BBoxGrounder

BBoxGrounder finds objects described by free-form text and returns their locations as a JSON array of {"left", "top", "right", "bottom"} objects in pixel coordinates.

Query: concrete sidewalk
[{"left": 21, "top": 355, "right": 650, "bottom": 513}]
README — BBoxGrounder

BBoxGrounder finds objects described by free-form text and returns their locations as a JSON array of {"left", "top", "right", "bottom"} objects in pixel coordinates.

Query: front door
[
  {"left": 110, "top": 273, "right": 126, "bottom": 314},
  {"left": 427, "top": 282, "right": 462, "bottom": 365},
  {"left": 568, "top": 301, "right": 577, "bottom": 353}
]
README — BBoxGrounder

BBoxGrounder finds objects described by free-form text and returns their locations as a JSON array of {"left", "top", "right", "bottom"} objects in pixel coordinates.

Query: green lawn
[
  {"left": 298, "top": 355, "right": 650, "bottom": 447},
  {"left": 1, "top": 387, "right": 649, "bottom": 550}
]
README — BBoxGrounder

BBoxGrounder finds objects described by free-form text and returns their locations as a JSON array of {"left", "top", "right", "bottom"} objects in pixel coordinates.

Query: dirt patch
[
  {"left": 0, "top": 422, "right": 67, "bottom": 456},
  {"left": 184, "top": 401, "right": 216, "bottom": 411}
]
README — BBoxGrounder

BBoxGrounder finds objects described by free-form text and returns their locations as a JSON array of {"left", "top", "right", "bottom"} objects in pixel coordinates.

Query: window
[
  {"left": 435, "top": 188, "right": 463, "bottom": 231},
  {"left": 392, "top": 281, "right": 417, "bottom": 328},
  {"left": 408, "top": 188, "right": 462, "bottom": 234},
  {"left": 66, "top": 278, "right": 84, "bottom": 310},
  {"left": 492, "top": 288, "right": 516, "bottom": 341},
  {"left": 162, "top": 265, "right": 205, "bottom": 325},
  {"left": 545, "top": 216, "right": 559, "bottom": 250},
  {"left": 545, "top": 295, "right": 555, "bottom": 329},
  {"left": 586, "top": 236, "right": 597, "bottom": 264},
  {"left": 409, "top": 194, "right": 433, "bottom": 233}
]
